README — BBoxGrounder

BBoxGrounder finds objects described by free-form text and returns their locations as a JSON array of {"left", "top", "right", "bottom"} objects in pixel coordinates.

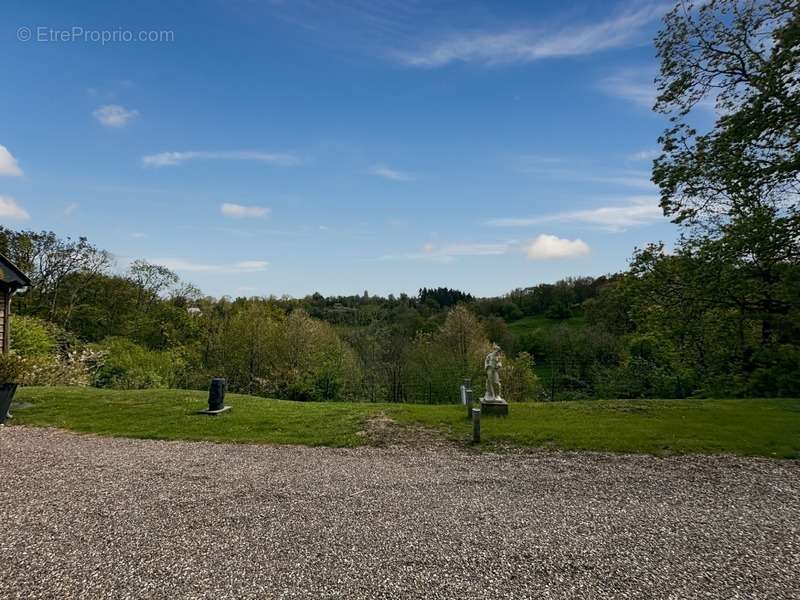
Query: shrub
[
  {"left": 406, "top": 306, "right": 490, "bottom": 403},
  {"left": 91, "top": 337, "right": 185, "bottom": 389},
  {"left": 9, "top": 315, "right": 57, "bottom": 357},
  {"left": 500, "top": 352, "right": 542, "bottom": 402},
  {"left": 593, "top": 357, "right": 691, "bottom": 399},
  {"left": 18, "top": 348, "right": 106, "bottom": 387},
  {"left": 0, "top": 353, "right": 25, "bottom": 383}
]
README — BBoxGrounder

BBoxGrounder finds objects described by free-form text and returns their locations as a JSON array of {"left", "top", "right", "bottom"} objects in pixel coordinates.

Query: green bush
[
  {"left": 741, "top": 344, "right": 800, "bottom": 397},
  {"left": 7, "top": 316, "right": 104, "bottom": 387},
  {"left": 0, "top": 353, "right": 25, "bottom": 383},
  {"left": 593, "top": 357, "right": 691, "bottom": 399},
  {"left": 17, "top": 348, "right": 105, "bottom": 387},
  {"left": 91, "top": 337, "right": 185, "bottom": 389},
  {"left": 10, "top": 315, "right": 57, "bottom": 357},
  {"left": 405, "top": 306, "right": 489, "bottom": 403},
  {"left": 500, "top": 352, "right": 542, "bottom": 402}
]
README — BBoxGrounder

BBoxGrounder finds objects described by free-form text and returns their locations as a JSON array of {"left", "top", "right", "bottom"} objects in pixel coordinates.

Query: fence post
[{"left": 471, "top": 407, "right": 481, "bottom": 444}]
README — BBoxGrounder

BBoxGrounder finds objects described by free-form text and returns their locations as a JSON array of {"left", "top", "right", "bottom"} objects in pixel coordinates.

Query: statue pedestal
[{"left": 480, "top": 397, "right": 508, "bottom": 416}]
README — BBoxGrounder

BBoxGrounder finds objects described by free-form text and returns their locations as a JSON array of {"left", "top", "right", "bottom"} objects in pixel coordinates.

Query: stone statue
[{"left": 483, "top": 343, "right": 503, "bottom": 402}]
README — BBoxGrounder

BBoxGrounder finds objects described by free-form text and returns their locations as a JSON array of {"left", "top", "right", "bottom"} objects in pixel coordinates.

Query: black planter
[{"left": 0, "top": 383, "right": 18, "bottom": 424}]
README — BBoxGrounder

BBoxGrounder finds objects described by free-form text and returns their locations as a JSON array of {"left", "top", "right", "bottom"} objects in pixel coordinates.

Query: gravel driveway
[{"left": 1, "top": 427, "right": 798, "bottom": 599}]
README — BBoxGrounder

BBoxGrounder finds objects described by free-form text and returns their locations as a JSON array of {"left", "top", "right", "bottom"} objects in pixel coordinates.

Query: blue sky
[{"left": 1, "top": 0, "right": 692, "bottom": 298}]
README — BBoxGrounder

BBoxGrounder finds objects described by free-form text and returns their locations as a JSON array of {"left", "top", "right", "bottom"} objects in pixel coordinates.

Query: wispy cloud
[
  {"left": 93, "top": 104, "right": 139, "bottom": 127},
  {"left": 582, "top": 173, "right": 654, "bottom": 190},
  {"left": 150, "top": 258, "right": 269, "bottom": 273},
  {"left": 488, "top": 196, "right": 664, "bottom": 232},
  {"left": 526, "top": 234, "right": 590, "bottom": 260},
  {"left": 515, "top": 155, "right": 655, "bottom": 191},
  {"left": 142, "top": 151, "right": 301, "bottom": 168},
  {"left": 131, "top": 232, "right": 148, "bottom": 239},
  {"left": 394, "top": 3, "right": 666, "bottom": 67},
  {"left": 599, "top": 67, "right": 718, "bottom": 111},
  {"left": 0, "top": 195, "right": 30, "bottom": 220},
  {"left": 0, "top": 145, "right": 23, "bottom": 176},
  {"left": 375, "top": 241, "right": 514, "bottom": 263},
  {"left": 598, "top": 68, "right": 658, "bottom": 108},
  {"left": 375, "top": 235, "right": 591, "bottom": 262},
  {"left": 369, "top": 164, "right": 416, "bottom": 181},
  {"left": 629, "top": 148, "right": 660, "bottom": 161},
  {"left": 63, "top": 202, "right": 79, "bottom": 216},
  {"left": 220, "top": 203, "right": 271, "bottom": 219}
]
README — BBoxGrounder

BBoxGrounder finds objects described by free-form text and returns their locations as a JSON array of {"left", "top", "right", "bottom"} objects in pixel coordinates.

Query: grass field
[
  {"left": 506, "top": 314, "right": 586, "bottom": 336},
  {"left": 7, "top": 387, "right": 800, "bottom": 458}
]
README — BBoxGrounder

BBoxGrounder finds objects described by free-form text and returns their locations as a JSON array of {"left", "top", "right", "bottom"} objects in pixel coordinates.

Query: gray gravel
[{"left": 1, "top": 427, "right": 798, "bottom": 599}]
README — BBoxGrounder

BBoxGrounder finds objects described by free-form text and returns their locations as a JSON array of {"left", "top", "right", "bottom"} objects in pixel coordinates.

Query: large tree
[
  {"left": 654, "top": 0, "right": 799, "bottom": 227},
  {"left": 631, "top": 0, "right": 800, "bottom": 395}
]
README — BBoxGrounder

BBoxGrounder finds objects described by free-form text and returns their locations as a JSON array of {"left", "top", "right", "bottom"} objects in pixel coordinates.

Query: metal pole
[{"left": 472, "top": 408, "right": 481, "bottom": 444}]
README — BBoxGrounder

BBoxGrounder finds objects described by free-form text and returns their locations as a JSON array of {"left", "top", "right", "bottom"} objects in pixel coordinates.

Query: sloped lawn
[{"left": 7, "top": 387, "right": 799, "bottom": 457}]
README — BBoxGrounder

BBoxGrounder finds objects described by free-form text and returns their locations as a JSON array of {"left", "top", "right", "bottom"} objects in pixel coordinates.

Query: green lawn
[
  {"left": 506, "top": 313, "right": 586, "bottom": 336},
  {"left": 391, "top": 399, "right": 800, "bottom": 458},
  {"left": 7, "top": 387, "right": 800, "bottom": 458},
  {"left": 9, "top": 387, "right": 374, "bottom": 447}
]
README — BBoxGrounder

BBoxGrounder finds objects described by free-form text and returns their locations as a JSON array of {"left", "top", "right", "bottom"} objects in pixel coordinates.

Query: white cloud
[
  {"left": 488, "top": 196, "right": 664, "bottom": 232},
  {"left": 220, "top": 203, "right": 271, "bottom": 219},
  {"left": 131, "top": 232, "right": 148, "bottom": 239},
  {"left": 376, "top": 235, "right": 591, "bottom": 262},
  {"left": 598, "top": 69, "right": 658, "bottom": 108},
  {"left": 599, "top": 68, "right": 717, "bottom": 111},
  {"left": 0, "top": 145, "right": 23, "bottom": 176},
  {"left": 64, "top": 202, "right": 79, "bottom": 216},
  {"left": 376, "top": 241, "right": 514, "bottom": 262},
  {"left": 369, "top": 165, "right": 415, "bottom": 181},
  {"left": 582, "top": 173, "right": 655, "bottom": 190},
  {"left": 629, "top": 149, "right": 660, "bottom": 161},
  {"left": 0, "top": 195, "right": 30, "bottom": 220},
  {"left": 526, "top": 234, "right": 590, "bottom": 260},
  {"left": 93, "top": 104, "right": 139, "bottom": 127},
  {"left": 142, "top": 151, "right": 300, "bottom": 168},
  {"left": 394, "top": 3, "right": 666, "bottom": 67},
  {"left": 433, "top": 242, "right": 511, "bottom": 257},
  {"left": 515, "top": 157, "right": 655, "bottom": 191},
  {"left": 233, "top": 260, "right": 270, "bottom": 271},
  {"left": 150, "top": 258, "right": 269, "bottom": 273}
]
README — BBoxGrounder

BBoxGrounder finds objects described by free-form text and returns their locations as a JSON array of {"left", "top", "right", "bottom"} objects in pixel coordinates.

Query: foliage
[
  {"left": 528, "top": 325, "right": 622, "bottom": 400},
  {"left": 9, "top": 315, "right": 57, "bottom": 357},
  {"left": 91, "top": 337, "right": 185, "bottom": 389},
  {"left": 0, "top": 227, "right": 111, "bottom": 325},
  {"left": 418, "top": 287, "right": 473, "bottom": 309},
  {"left": 406, "top": 305, "right": 490, "bottom": 403},
  {"left": 8, "top": 315, "right": 103, "bottom": 386},
  {"left": 18, "top": 348, "right": 105, "bottom": 387},
  {"left": 202, "top": 305, "right": 362, "bottom": 401},
  {"left": 499, "top": 352, "right": 542, "bottom": 402},
  {"left": 0, "top": 353, "right": 25, "bottom": 383},
  {"left": 654, "top": 0, "right": 799, "bottom": 229},
  {"left": 593, "top": 0, "right": 800, "bottom": 398}
]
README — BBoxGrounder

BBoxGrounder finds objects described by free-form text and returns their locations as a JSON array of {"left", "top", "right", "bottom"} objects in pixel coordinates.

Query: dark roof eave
[{"left": 0, "top": 252, "right": 32, "bottom": 287}]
